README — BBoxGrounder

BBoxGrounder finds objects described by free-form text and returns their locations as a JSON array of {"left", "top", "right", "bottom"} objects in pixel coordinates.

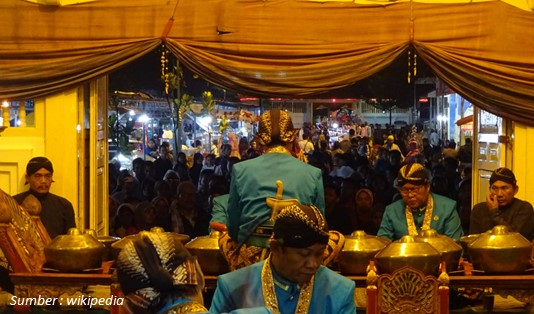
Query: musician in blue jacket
[
  {"left": 211, "top": 204, "right": 356, "bottom": 314},
  {"left": 378, "top": 162, "right": 463, "bottom": 241}
]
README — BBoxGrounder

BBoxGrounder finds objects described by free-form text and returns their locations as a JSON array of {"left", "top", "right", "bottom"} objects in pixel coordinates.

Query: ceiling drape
[
  {"left": 411, "top": 2, "right": 534, "bottom": 125},
  {"left": 0, "top": 0, "right": 534, "bottom": 125},
  {"left": 1, "top": 39, "right": 160, "bottom": 99}
]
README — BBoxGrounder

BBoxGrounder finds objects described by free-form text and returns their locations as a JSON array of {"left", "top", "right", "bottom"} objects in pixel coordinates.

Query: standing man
[
  {"left": 14, "top": 157, "right": 76, "bottom": 239},
  {"left": 153, "top": 142, "right": 173, "bottom": 181},
  {"left": 383, "top": 134, "right": 405, "bottom": 161},
  {"left": 217, "top": 109, "right": 331, "bottom": 270},
  {"left": 457, "top": 138, "right": 473, "bottom": 166},
  {"left": 378, "top": 162, "right": 463, "bottom": 241},
  {"left": 143, "top": 138, "right": 159, "bottom": 160},
  {"left": 214, "top": 143, "right": 232, "bottom": 177},
  {"left": 470, "top": 167, "right": 534, "bottom": 241},
  {"left": 210, "top": 204, "right": 356, "bottom": 314},
  {"left": 298, "top": 133, "right": 315, "bottom": 156}
]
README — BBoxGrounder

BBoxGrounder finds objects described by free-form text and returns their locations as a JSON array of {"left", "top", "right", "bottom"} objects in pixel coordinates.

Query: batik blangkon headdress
[
  {"left": 397, "top": 162, "right": 430, "bottom": 187},
  {"left": 254, "top": 109, "right": 299, "bottom": 147},
  {"left": 272, "top": 204, "right": 329, "bottom": 248},
  {"left": 116, "top": 231, "right": 207, "bottom": 313}
]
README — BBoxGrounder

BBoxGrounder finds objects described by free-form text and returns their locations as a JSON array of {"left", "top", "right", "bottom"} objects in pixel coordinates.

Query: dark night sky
[
  {"left": 109, "top": 47, "right": 233, "bottom": 102},
  {"left": 109, "top": 48, "right": 435, "bottom": 105},
  {"left": 319, "top": 52, "right": 435, "bottom": 106}
]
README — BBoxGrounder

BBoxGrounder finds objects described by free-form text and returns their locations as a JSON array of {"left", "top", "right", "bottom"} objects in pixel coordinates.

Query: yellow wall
[
  {"left": 0, "top": 89, "right": 81, "bottom": 227},
  {"left": 510, "top": 123, "right": 534, "bottom": 203},
  {"left": 43, "top": 90, "right": 80, "bottom": 224}
]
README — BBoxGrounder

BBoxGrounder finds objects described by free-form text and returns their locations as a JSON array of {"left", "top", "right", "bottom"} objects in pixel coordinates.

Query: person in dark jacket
[
  {"left": 470, "top": 167, "right": 534, "bottom": 241},
  {"left": 14, "top": 156, "right": 76, "bottom": 239}
]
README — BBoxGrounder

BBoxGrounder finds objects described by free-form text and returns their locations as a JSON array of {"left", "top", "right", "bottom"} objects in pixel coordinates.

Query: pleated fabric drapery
[
  {"left": 1, "top": 39, "right": 160, "bottom": 99},
  {"left": 1, "top": 0, "right": 534, "bottom": 125}
]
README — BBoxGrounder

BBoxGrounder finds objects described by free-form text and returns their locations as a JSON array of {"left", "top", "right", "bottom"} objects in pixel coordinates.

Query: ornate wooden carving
[
  {"left": 379, "top": 269, "right": 439, "bottom": 313},
  {"left": 30, "top": 217, "right": 51, "bottom": 245},
  {"left": 366, "top": 263, "right": 449, "bottom": 314},
  {"left": 21, "top": 193, "right": 51, "bottom": 245},
  {"left": 0, "top": 189, "right": 46, "bottom": 272}
]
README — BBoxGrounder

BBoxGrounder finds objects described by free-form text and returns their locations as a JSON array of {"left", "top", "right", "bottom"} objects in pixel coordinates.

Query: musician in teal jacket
[
  {"left": 227, "top": 152, "right": 325, "bottom": 246},
  {"left": 378, "top": 162, "right": 463, "bottom": 241},
  {"left": 216, "top": 109, "right": 328, "bottom": 270},
  {"left": 211, "top": 204, "right": 356, "bottom": 314}
]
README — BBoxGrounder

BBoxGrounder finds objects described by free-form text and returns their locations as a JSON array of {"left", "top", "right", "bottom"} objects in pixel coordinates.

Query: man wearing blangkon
[
  {"left": 470, "top": 167, "right": 534, "bottom": 240},
  {"left": 213, "top": 109, "right": 340, "bottom": 271},
  {"left": 378, "top": 162, "right": 463, "bottom": 241},
  {"left": 14, "top": 157, "right": 76, "bottom": 239},
  {"left": 210, "top": 204, "right": 356, "bottom": 314}
]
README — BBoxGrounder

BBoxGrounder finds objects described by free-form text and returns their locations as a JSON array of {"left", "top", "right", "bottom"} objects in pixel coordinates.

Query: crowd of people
[
  {"left": 108, "top": 134, "right": 258, "bottom": 241},
  {"left": 107, "top": 110, "right": 534, "bottom": 246}
]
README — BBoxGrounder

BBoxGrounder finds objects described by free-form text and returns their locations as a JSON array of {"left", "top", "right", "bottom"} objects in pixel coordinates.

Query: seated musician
[
  {"left": 470, "top": 167, "right": 534, "bottom": 241},
  {"left": 115, "top": 231, "right": 208, "bottom": 314},
  {"left": 377, "top": 162, "right": 463, "bottom": 241},
  {"left": 210, "top": 204, "right": 356, "bottom": 314},
  {"left": 14, "top": 157, "right": 76, "bottom": 239}
]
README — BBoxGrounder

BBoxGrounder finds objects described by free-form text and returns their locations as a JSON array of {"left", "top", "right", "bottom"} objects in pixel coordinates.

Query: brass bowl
[
  {"left": 185, "top": 231, "right": 229, "bottom": 275},
  {"left": 111, "top": 227, "right": 189, "bottom": 260},
  {"left": 83, "top": 229, "right": 120, "bottom": 262},
  {"left": 459, "top": 234, "right": 481, "bottom": 259},
  {"left": 338, "top": 230, "right": 390, "bottom": 275},
  {"left": 414, "top": 229, "right": 462, "bottom": 273},
  {"left": 374, "top": 235, "right": 441, "bottom": 276},
  {"left": 97, "top": 235, "right": 121, "bottom": 261},
  {"left": 468, "top": 225, "right": 532, "bottom": 274},
  {"left": 44, "top": 228, "right": 105, "bottom": 272}
]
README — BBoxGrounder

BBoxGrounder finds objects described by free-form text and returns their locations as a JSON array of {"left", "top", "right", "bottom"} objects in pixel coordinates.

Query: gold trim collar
[
  {"left": 261, "top": 257, "right": 313, "bottom": 314},
  {"left": 264, "top": 145, "right": 292, "bottom": 156}
]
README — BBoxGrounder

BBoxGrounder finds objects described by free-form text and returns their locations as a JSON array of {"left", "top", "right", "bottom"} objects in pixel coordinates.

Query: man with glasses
[
  {"left": 470, "top": 167, "right": 534, "bottom": 241},
  {"left": 378, "top": 162, "right": 463, "bottom": 241},
  {"left": 14, "top": 157, "right": 76, "bottom": 239}
]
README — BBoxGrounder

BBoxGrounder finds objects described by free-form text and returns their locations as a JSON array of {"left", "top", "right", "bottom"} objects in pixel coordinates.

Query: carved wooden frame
[
  {"left": 0, "top": 189, "right": 47, "bottom": 273},
  {"left": 366, "top": 262, "right": 449, "bottom": 314}
]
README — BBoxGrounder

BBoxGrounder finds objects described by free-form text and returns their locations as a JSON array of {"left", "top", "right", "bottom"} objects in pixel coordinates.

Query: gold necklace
[
  {"left": 264, "top": 145, "right": 292, "bottom": 155},
  {"left": 261, "top": 257, "right": 314, "bottom": 314},
  {"left": 405, "top": 194, "right": 434, "bottom": 236}
]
